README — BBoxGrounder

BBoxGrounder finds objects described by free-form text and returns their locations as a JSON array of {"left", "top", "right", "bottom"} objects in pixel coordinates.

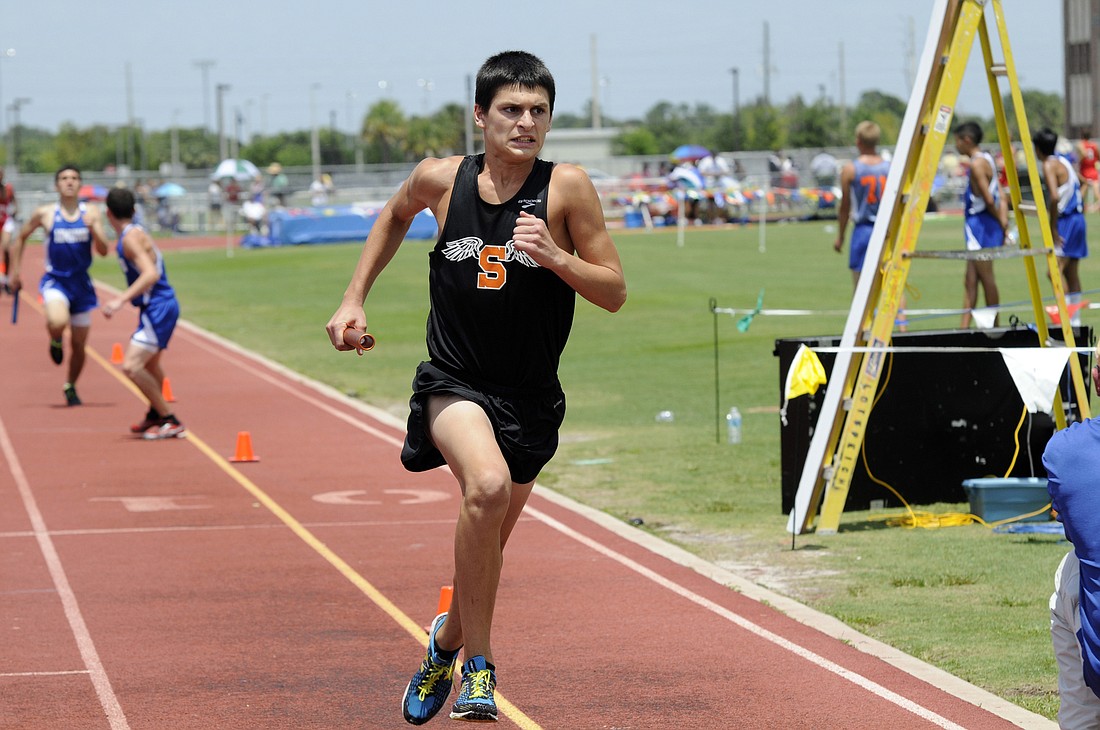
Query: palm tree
[{"left": 362, "top": 99, "right": 407, "bottom": 164}]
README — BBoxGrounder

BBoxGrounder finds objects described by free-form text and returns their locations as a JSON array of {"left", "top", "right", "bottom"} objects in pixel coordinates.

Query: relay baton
[
  {"left": 342, "top": 326, "right": 376, "bottom": 355},
  {"left": 10, "top": 287, "right": 18, "bottom": 324}
]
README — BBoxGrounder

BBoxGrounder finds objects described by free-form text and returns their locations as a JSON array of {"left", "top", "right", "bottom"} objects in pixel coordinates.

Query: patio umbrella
[
  {"left": 670, "top": 144, "right": 711, "bottom": 163},
  {"left": 78, "top": 184, "right": 108, "bottom": 202},
  {"left": 211, "top": 158, "right": 261, "bottom": 182},
  {"left": 154, "top": 182, "right": 186, "bottom": 198}
]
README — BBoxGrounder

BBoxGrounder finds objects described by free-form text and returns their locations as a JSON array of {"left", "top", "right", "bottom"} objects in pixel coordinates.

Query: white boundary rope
[
  {"left": 808, "top": 345, "right": 1095, "bottom": 354},
  {"left": 712, "top": 303, "right": 1100, "bottom": 317}
]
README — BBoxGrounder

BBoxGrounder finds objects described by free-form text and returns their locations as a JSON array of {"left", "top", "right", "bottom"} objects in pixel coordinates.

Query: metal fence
[{"left": 5, "top": 147, "right": 973, "bottom": 236}]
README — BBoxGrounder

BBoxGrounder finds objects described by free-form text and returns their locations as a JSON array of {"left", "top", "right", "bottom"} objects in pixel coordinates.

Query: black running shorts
[{"left": 400, "top": 361, "right": 566, "bottom": 484}]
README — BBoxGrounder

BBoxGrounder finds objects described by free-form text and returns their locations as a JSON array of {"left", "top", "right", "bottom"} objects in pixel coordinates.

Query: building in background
[{"left": 1066, "top": 0, "right": 1095, "bottom": 138}]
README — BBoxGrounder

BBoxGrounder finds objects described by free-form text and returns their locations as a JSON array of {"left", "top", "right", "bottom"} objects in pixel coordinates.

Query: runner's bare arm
[
  {"left": 514, "top": 164, "right": 625, "bottom": 313},
  {"left": 326, "top": 157, "right": 460, "bottom": 349},
  {"left": 1040, "top": 157, "right": 1064, "bottom": 246},
  {"left": 8, "top": 205, "right": 49, "bottom": 290},
  {"left": 834, "top": 162, "right": 855, "bottom": 253},
  {"left": 103, "top": 230, "right": 158, "bottom": 318},
  {"left": 84, "top": 206, "right": 111, "bottom": 256},
  {"left": 971, "top": 156, "right": 1006, "bottom": 229}
]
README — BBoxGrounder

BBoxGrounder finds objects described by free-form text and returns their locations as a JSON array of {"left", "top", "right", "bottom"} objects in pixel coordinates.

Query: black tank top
[{"left": 426, "top": 154, "right": 575, "bottom": 393}]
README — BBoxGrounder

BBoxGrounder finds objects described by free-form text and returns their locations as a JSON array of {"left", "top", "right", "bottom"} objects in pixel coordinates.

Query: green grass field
[{"left": 93, "top": 214, "right": 1100, "bottom": 720}]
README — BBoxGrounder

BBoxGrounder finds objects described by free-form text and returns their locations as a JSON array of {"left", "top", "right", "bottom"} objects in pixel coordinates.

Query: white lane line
[
  {"left": 0, "top": 517, "right": 464, "bottom": 540},
  {"left": 524, "top": 504, "right": 967, "bottom": 730},
  {"left": 0, "top": 414, "right": 131, "bottom": 730}
]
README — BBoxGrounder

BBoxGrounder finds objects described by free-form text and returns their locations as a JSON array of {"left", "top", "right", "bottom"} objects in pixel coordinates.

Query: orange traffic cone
[
  {"left": 436, "top": 585, "right": 454, "bottom": 616},
  {"left": 424, "top": 586, "right": 454, "bottom": 632},
  {"left": 110, "top": 343, "right": 124, "bottom": 364},
  {"left": 229, "top": 431, "right": 259, "bottom": 462},
  {"left": 1045, "top": 300, "right": 1090, "bottom": 325},
  {"left": 162, "top": 377, "right": 176, "bottom": 402}
]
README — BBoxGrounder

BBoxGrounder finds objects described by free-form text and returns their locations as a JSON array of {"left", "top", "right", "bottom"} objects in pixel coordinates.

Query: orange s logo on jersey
[
  {"left": 478, "top": 245, "right": 507, "bottom": 289},
  {"left": 441, "top": 236, "right": 540, "bottom": 291}
]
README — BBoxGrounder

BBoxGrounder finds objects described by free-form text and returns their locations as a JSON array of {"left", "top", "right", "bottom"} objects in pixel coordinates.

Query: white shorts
[{"left": 1052, "top": 551, "right": 1100, "bottom": 729}]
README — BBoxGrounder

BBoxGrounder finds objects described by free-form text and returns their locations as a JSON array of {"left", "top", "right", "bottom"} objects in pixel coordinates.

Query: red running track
[{"left": 0, "top": 246, "right": 1054, "bottom": 729}]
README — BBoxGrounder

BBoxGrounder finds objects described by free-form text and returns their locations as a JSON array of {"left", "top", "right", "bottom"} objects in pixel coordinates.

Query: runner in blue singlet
[
  {"left": 103, "top": 187, "right": 185, "bottom": 440},
  {"left": 10, "top": 165, "right": 109, "bottom": 406},
  {"left": 1034, "top": 126, "right": 1090, "bottom": 326},
  {"left": 953, "top": 121, "right": 1008, "bottom": 329}
]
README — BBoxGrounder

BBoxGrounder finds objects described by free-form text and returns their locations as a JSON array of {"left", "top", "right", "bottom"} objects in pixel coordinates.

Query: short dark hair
[
  {"left": 1032, "top": 127, "right": 1058, "bottom": 156},
  {"left": 106, "top": 187, "right": 136, "bottom": 219},
  {"left": 953, "top": 121, "right": 983, "bottom": 145},
  {"left": 55, "top": 164, "right": 81, "bottom": 182},
  {"left": 475, "top": 51, "right": 555, "bottom": 114}
]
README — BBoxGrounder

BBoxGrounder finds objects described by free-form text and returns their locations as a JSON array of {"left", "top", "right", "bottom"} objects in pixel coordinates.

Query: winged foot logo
[{"left": 442, "top": 236, "right": 539, "bottom": 268}]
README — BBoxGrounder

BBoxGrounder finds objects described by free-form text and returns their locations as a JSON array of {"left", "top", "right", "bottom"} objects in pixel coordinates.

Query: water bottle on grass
[{"left": 726, "top": 407, "right": 742, "bottom": 444}]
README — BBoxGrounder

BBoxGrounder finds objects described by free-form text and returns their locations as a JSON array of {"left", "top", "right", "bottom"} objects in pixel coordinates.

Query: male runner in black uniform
[{"left": 327, "top": 50, "right": 626, "bottom": 724}]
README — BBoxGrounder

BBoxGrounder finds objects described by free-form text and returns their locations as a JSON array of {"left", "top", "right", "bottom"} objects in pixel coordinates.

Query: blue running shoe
[
  {"left": 449, "top": 655, "right": 497, "bottom": 723},
  {"left": 402, "top": 613, "right": 460, "bottom": 725}
]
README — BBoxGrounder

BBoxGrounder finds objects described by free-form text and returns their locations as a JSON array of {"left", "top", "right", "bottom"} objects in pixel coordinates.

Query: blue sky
[{"left": 0, "top": 1, "right": 1063, "bottom": 136}]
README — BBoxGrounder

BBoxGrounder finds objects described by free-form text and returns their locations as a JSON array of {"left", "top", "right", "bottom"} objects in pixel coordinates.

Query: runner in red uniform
[
  {"left": 0, "top": 167, "right": 16, "bottom": 293},
  {"left": 1078, "top": 136, "right": 1100, "bottom": 213}
]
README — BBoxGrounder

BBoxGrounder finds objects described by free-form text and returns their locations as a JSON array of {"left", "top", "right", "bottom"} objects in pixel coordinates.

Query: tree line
[{"left": 3, "top": 89, "right": 1064, "bottom": 176}]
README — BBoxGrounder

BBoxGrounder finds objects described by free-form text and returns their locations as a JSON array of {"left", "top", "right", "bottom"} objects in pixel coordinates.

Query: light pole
[
  {"left": 417, "top": 78, "right": 433, "bottom": 115},
  {"left": 170, "top": 108, "right": 181, "bottom": 176},
  {"left": 347, "top": 90, "right": 364, "bottom": 170},
  {"left": 345, "top": 90, "right": 356, "bottom": 154},
  {"left": 231, "top": 108, "right": 241, "bottom": 159},
  {"left": 215, "top": 83, "right": 230, "bottom": 160},
  {"left": 243, "top": 98, "right": 254, "bottom": 142},
  {"left": 0, "top": 48, "right": 15, "bottom": 148},
  {"left": 193, "top": 59, "right": 216, "bottom": 130},
  {"left": 730, "top": 67, "right": 739, "bottom": 117},
  {"left": 310, "top": 83, "right": 321, "bottom": 183},
  {"left": 9, "top": 97, "right": 30, "bottom": 172}
]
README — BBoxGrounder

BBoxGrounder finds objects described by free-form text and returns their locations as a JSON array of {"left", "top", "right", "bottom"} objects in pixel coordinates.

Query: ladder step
[
  {"left": 904, "top": 247, "right": 1053, "bottom": 261},
  {"left": 1017, "top": 202, "right": 1038, "bottom": 215},
  {"left": 990, "top": 64, "right": 1008, "bottom": 76}
]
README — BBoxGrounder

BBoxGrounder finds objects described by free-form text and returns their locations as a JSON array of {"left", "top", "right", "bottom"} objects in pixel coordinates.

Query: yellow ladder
[{"left": 788, "top": 0, "right": 1091, "bottom": 536}]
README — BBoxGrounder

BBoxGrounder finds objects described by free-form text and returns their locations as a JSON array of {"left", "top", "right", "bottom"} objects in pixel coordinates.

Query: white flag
[
  {"left": 971, "top": 307, "right": 998, "bottom": 330},
  {"left": 998, "top": 348, "right": 1072, "bottom": 414}
]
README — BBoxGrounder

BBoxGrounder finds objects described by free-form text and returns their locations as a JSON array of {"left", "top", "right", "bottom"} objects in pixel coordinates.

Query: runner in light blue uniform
[
  {"left": 115, "top": 222, "right": 178, "bottom": 350},
  {"left": 835, "top": 120, "right": 907, "bottom": 328},
  {"left": 102, "top": 187, "right": 185, "bottom": 440},
  {"left": 953, "top": 121, "right": 1006, "bottom": 329},
  {"left": 846, "top": 156, "right": 891, "bottom": 273},
  {"left": 962, "top": 148, "right": 1006, "bottom": 252},
  {"left": 1034, "top": 127, "right": 1090, "bottom": 326},
  {"left": 10, "top": 165, "right": 109, "bottom": 406},
  {"left": 1051, "top": 153, "right": 1088, "bottom": 259},
  {"left": 41, "top": 202, "right": 98, "bottom": 314}
]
